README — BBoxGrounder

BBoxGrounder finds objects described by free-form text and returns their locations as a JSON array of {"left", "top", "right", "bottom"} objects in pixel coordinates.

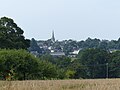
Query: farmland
[{"left": 0, "top": 79, "right": 120, "bottom": 90}]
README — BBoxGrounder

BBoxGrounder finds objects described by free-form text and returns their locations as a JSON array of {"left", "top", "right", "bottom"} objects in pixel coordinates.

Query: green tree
[
  {"left": 28, "top": 38, "right": 42, "bottom": 53},
  {"left": 39, "top": 55, "right": 76, "bottom": 79},
  {"left": 109, "top": 51, "right": 120, "bottom": 78},
  {"left": 68, "top": 59, "right": 87, "bottom": 79},
  {"left": 63, "top": 39, "right": 78, "bottom": 55},
  {"left": 84, "top": 38, "right": 100, "bottom": 48},
  {"left": 98, "top": 40, "right": 109, "bottom": 50},
  {"left": 0, "top": 17, "right": 30, "bottom": 49},
  {"left": 0, "top": 49, "right": 59, "bottom": 80},
  {"left": 39, "top": 61, "right": 58, "bottom": 79},
  {"left": 0, "top": 49, "right": 39, "bottom": 80},
  {"left": 77, "top": 48, "right": 109, "bottom": 78}
]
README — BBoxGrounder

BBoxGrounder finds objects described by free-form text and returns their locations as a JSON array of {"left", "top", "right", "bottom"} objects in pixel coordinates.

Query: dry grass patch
[{"left": 0, "top": 79, "right": 120, "bottom": 90}]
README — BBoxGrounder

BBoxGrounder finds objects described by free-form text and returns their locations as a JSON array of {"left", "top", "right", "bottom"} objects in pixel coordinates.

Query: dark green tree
[
  {"left": 39, "top": 55, "right": 76, "bottom": 79},
  {"left": 0, "top": 17, "right": 30, "bottom": 49},
  {"left": 0, "top": 49, "right": 39, "bottom": 80},
  {"left": 98, "top": 40, "right": 109, "bottom": 50},
  {"left": 109, "top": 51, "right": 120, "bottom": 78},
  {"left": 0, "top": 49, "right": 59, "bottom": 80},
  {"left": 28, "top": 38, "right": 42, "bottom": 53},
  {"left": 84, "top": 38, "right": 100, "bottom": 48},
  {"left": 77, "top": 48, "right": 109, "bottom": 78}
]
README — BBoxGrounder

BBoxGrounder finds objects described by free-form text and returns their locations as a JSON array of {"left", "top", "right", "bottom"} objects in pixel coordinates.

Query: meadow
[{"left": 0, "top": 79, "right": 120, "bottom": 90}]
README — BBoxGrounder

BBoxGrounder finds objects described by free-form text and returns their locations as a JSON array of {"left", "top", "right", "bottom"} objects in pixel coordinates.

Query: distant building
[
  {"left": 50, "top": 52, "right": 65, "bottom": 56},
  {"left": 68, "top": 49, "right": 81, "bottom": 58},
  {"left": 69, "top": 49, "right": 80, "bottom": 55}
]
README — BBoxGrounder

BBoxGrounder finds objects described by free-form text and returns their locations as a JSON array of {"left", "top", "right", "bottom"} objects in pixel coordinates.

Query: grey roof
[{"left": 50, "top": 52, "right": 65, "bottom": 56}]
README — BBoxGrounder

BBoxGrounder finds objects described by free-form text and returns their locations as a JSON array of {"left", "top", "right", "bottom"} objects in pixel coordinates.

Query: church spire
[{"left": 51, "top": 30, "right": 55, "bottom": 43}]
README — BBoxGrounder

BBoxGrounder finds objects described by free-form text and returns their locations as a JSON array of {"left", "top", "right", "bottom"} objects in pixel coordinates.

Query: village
[
  {"left": 30, "top": 31, "right": 80, "bottom": 57},
  {"left": 29, "top": 31, "right": 120, "bottom": 57}
]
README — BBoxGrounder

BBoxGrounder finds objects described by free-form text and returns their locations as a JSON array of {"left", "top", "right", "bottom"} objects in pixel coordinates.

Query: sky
[{"left": 0, "top": 0, "right": 120, "bottom": 41}]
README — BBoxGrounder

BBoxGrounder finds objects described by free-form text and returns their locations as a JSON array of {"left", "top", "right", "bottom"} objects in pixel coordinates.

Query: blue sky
[{"left": 0, "top": 0, "right": 120, "bottom": 41}]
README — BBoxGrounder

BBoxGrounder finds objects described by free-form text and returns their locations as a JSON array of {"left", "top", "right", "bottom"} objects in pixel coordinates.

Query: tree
[
  {"left": 109, "top": 51, "right": 120, "bottom": 78},
  {"left": 28, "top": 38, "right": 42, "bottom": 54},
  {"left": 63, "top": 39, "right": 78, "bottom": 55},
  {"left": 77, "top": 48, "right": 109, "bottom": 78},
  {"left": 39, "top": 55, "right": 77, "bottom": 79},
  {"left": 39, "top": 61, "right": 58, "bottom": 79},
  {"left": 98, "top": 40, "right": 109, "bottom": 50},
  {"left": 0, "top": 49, "right": 59, "bottom": 80},
  {"left": 84, "top": 38, "right": 100, "bottom": 48},
  {"left": 0, "top": 49, "right": 39, "bottom": 80},
  {"left": 0, "top": 17, "right": 30, "bottom": 49}
]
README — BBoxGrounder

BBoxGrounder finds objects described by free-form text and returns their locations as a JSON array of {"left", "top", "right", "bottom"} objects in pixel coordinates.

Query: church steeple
[{"left": 51, "top": 30, "right": 55, "bottom": 43}]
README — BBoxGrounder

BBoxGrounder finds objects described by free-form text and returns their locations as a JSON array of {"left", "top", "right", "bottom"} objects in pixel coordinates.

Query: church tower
[{"left": 51, "top": 30, "right": 55, "bottom": 43}]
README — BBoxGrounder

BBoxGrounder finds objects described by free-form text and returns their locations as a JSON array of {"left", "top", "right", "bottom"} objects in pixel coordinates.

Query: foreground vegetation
[{"left": 0, "top": 79, "right": 120, "bottom": 90}]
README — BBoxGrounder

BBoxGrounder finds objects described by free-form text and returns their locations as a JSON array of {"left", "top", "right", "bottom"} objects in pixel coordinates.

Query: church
[
  {"left": 51, "top": 31, "right": 55, "bottom": 43},
  {"left": 49, "top": 31, "right": 65, "bottom": 56},
  {"left": 30, "top": 31, "right": 79, "bottom": 57}
]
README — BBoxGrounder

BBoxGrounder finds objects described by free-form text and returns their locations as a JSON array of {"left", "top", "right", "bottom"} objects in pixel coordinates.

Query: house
[
  {"left": 50, "top": 52, "right": 65, "bottom": 56},
  {"left": 68, "top": 49, "right": 81, "bottom": 57}
]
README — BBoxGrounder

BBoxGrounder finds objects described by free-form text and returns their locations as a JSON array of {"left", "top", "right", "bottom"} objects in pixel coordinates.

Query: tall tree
[
  {"left": 28, "top": 38, "right": 42, "bottom": 53},
  {"left": 0, "top": 17, "right": 30, "bottom": 49}
]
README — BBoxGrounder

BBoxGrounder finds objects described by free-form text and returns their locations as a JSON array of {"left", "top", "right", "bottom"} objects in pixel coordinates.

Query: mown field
[{"left": 0, "top": 79, "right": 120, "bottom": 90}]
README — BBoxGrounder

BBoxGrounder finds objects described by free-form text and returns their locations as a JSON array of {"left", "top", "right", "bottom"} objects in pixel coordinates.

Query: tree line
[
  {"left": 0, "top": 48, "right": 120, "bottom": 80},
  {"left": 0, "top": 16, "right": 120, "bottom": 80},
  {"left": 39, "top": 49, "right": 120, "bottom": 79},
  {"left": 34, "top": 37, "right": 120, "bottom": 55}
]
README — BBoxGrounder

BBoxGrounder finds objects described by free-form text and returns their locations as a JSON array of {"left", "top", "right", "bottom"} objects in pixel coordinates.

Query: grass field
[{"left": 0, "top": 79, "right": 120, "bottom": 90}]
